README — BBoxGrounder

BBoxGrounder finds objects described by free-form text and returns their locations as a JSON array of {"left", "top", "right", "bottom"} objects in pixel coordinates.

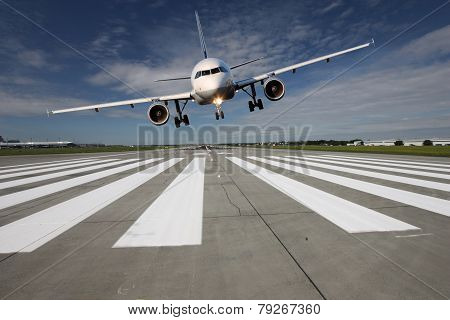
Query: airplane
[{"left": 49, "top": 11, "right": 374, "bottom": 128}]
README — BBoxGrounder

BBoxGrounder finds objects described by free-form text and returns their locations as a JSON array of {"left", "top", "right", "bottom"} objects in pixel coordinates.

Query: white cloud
[
  {"left": 0, "top": 90, "right": 88, "bottom": 117},
  {"left": 395, "top": 24, "right": 450, "bottom": 62},
  {"left": 17, "top": 50, "right": 48, "bottom": 68},
  {"left": 235, "top": 59, "right": 450, "bottom": 138},
  {"left": 316, "top": 1, "right": 343, "bottom": 15}
]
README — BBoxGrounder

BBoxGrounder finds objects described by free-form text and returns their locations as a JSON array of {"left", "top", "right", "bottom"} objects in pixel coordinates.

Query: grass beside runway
[
  {"left": 0, "top": 145, "right": 171, "bottom": 156},
  {"left": 269, "top": 145, "right": 450, "bottom": 157}
]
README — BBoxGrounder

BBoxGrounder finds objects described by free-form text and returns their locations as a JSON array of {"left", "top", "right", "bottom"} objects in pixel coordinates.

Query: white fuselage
[{"left": 190, "top": 58, "right": 236, "bottom": 105}]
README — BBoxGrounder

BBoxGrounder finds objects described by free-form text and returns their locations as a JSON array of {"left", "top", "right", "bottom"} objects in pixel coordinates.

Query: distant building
[
  {"left": 403, "top": 139, "right": 425, "bottom": 146},
  {"left": 364, "top": 140, "right": 396, "bottom": 146},
  {"left": 0, "top": 136, "right": 4, "bottom": 142},
  {"left": 0, "top": 141, "right": 74, "bottom": 148},
  {"left": 403, "top": 138, "right": 450, "bottom": 146},
  {"left": 431, "top": 138, "right": 450, "bottom": 146}
]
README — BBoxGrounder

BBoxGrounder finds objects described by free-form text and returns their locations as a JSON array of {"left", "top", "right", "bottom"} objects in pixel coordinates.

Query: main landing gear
[
  {"left": 242, "top": 83, "right": 264, "bottom": 112},
  {"left": 248, "top": 99, "right": 263, "bottom": 112},
  {"left": 174, "top": 100, "right": 190, "bottom": 128}
]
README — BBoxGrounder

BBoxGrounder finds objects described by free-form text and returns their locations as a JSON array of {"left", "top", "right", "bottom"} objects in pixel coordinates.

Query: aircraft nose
[{"left": 202, "top": 75, "right": 225, "bottom": 91}]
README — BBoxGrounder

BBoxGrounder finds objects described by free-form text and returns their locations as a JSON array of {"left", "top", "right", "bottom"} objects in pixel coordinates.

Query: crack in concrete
[{"left": 220, "top": 183, "right": 242, "bottom": 216}]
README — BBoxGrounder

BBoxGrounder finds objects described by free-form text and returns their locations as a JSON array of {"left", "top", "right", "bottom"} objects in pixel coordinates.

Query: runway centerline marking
[
  {"left": 227, "top": 157, "right": 417, "bottom": 233},
  {"left": 0, "top": 158, "right": 183, "bottom": 253},
  {"left": 300, "top": 155, "right": 450, "bottom": 174},
  {"left": 248, "top": 156, "right": 450, "bottom": 217},
  {"left": 114, "top": 157, "right": 205, "bottom": 248},
  {"left": 0, "top": 158, "right": 163, "bottom": 211},
  {"left": 268, "top": 156, "right": 450, "bottom": 192},
  {"left": 0, "top": 158, "right": 130, "bottom": 190}
]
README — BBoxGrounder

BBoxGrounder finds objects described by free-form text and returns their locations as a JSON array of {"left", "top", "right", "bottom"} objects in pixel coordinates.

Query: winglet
[
  {"left": 46, "top": 108, "right": 51, "bottom": 117},
  {"left": 195, "top": 10, "right": 208, "bottom": 59},
  {"left": 371, "top": 38, "right": 375, "bottom": 46}
]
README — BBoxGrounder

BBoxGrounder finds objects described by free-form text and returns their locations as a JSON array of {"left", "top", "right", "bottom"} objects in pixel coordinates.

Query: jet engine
[
  {"left": 263, "top": 77, "right": 285, "bottom": 101},
  {"left": 147, "top": 103, "right": 170, "bottom": 126}
]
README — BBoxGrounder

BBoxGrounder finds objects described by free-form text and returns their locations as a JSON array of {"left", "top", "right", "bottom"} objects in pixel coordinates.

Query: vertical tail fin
[{"left": 195, "top": 10, "right": 208, "bottom": 59}]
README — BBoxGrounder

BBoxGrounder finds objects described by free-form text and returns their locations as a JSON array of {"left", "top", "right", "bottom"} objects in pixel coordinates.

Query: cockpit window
[{"left": 196, "top": 67, "right": 226, "bottom": 79}]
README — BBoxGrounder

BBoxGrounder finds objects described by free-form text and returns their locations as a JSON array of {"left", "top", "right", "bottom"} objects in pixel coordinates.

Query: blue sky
[{"left": 0, "top": 0, "right": 449, "bottom": 144}]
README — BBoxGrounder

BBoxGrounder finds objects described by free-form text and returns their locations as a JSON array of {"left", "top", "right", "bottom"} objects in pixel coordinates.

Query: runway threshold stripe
[
  {"left": 0, "top": 158, "right": 182, "bottom": 253},
  {"left": 285, "top": 156, "right": 450, "bottom": 179},
  {"left": 0, "top": 158, "right": 163, "bottom": 211},
  {"left": 114, "top": 157, "right": 205, "bottom": 248},
  {"left": 228, "top": 157, "right": 417, "bottom": 233},
  {"left": 248, "top": 156, "right": 450, "bottom": 217},
  {"left": 0, "top": 158, "right": 115, "bottom": 176},
  {"left": 0, "top": 153, "right": 134, "bottom": 172},
  {"left": 0, "top": 158, "right": 119, "bottom": 180},
  {"left": 0, "top": 158, "right": 137, "bottom": 190},
  {"left": 268, "top": 156, "right": 450, "bottom": 192},
  {"left": 322, "top": 155, "right": 450, "bottom": 168},
  {"left": 303, "top": 155, "right": 450, "bottom": 173}
]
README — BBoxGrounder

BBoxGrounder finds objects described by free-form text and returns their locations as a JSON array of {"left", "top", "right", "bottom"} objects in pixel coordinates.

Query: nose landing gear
[
  {"left": 214, "top": 103, "right": 224, "bottom": 120},
  {"left": 174, "top": 100, "right": 190, "bottom": 128}
]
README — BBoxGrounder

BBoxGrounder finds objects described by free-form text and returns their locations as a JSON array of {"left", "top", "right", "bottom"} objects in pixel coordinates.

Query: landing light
[{"left": 213, "top": 97, "right": 223, "bottom": 105}]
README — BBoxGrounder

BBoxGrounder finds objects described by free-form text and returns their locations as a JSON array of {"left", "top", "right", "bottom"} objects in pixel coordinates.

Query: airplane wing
[
  {"left": 49, "top": 91, "right": 192, "bottom": 115},
  {"left": 154, "top": 76, "right": 191, "bottom": 82},
  {"left": 235, "top": 40, "right": 374, "bottom": 89}
]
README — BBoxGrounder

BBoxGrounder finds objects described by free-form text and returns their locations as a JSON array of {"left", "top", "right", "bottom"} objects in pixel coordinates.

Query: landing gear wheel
[
  {"left": 248, "top": 101, "right": 255, "bottom": 112},
  {"left": 183, "top": 114, "right": 190, "bottom": 126},
  {"left": 257, "top": 99, "right": 264, "bottom": 110},
  {"left": 174, "top": 116, "right": 181, "bottom": 128},
  {"left": 220, "top": 110, "right": 224, "bottom": 119},
  {"left": 215, "top": 112, "right": 220, "bottom": 120}
]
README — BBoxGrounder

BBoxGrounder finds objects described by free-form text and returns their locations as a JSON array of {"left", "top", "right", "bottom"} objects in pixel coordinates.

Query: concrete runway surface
[{"left": 0, "top": 147, "right": 449, "bottom": 299}]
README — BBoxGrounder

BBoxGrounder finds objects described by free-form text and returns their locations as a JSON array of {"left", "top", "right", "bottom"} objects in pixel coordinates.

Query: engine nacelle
[
  {"left": 263, "top": 77, "right": 285, "bottom": 101},
  {"left": 147, "top": 103, "right": 170, "bottom": 126}
]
